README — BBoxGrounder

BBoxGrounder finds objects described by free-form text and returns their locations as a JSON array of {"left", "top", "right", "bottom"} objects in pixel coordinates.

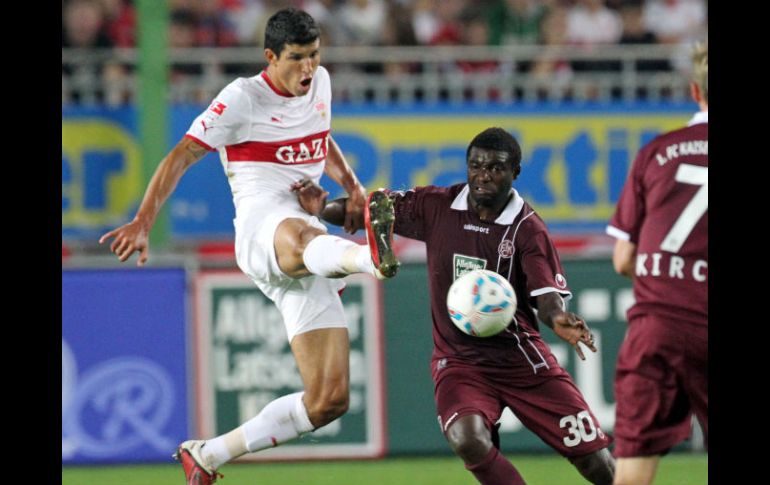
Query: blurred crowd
[
  {"left": 63, "top": 0, "right": 707, "bottom": 104},
  {"left": 63, "top": 0, "right": 707, "bottom": 52}
]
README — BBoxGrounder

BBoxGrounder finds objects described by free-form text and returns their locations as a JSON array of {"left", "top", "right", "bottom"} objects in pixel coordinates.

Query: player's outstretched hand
[
  {"left": 344, "top": 185, "right": 367, "bottom": 234},
  {"left": 98, "top": 220, "right": 151, "bottom": 267},
  {"left": 291, "top": 178, "right": 329, "bottom": 216},
  {"left": 551, "top": 312, "right": 597, "bottom": 361}
]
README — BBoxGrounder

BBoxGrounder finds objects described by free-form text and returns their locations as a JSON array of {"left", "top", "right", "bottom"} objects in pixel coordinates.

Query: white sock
[
  {"left": 201, "top": 392, "right": 315, "bottom": 469},
  {"left": 242, "top": 391, "right": 315, "bottom": 452},
  {"left": 302, "top": 235, "right": 374, "bottom": 277},
  {"left": 200, "top": 430, "right": 242, "bottom": 471}
]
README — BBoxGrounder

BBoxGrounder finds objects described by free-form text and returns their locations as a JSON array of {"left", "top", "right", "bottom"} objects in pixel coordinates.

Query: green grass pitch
[{"left": 62, "top": 452, "right": 706, "bottom": 485}]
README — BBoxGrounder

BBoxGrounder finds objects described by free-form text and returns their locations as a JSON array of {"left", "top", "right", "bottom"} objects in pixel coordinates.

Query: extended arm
[
  {"left": 536, "top": 292, "right": 597, "bottom": 361},
  {"left": 612, "top": 239, "right": 637, "bottom": 279},
  {"left": 98, "top": 137, "right": 209, "bottom": 265},
  {"left": 322, "top": 136, "right": 367, "bottom": 234}
]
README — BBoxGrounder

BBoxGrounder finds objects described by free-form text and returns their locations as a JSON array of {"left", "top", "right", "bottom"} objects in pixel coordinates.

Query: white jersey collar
[
  {"left": 688, "top": 111, "right": 708, "bottom": 126},
  {"left": 450, "top": 184, "right": 524, "bottom": 225}
]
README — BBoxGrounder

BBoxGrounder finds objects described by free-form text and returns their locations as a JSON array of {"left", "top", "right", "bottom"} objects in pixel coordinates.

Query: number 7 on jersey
[{"left": 660, "top": 164, "right": 708, "bottom": 253}]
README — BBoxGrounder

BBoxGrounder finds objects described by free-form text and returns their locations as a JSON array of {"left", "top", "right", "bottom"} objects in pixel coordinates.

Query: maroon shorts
[
  {"left": 432, "top": 359, "right": 612, "bottom": 458},
  {"left": 614, "top": 314, "right": 708, "bottom": 457}
]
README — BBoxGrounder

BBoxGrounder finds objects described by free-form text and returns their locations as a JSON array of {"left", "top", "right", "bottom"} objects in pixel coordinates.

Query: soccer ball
[{"left": 447, "top": 269, "right": 517, "bottom": 337}]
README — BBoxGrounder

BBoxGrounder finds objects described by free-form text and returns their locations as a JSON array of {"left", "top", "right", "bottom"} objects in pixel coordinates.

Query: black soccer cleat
[{"left": 364, "top": 190, "right": 400, "bottom": 279}]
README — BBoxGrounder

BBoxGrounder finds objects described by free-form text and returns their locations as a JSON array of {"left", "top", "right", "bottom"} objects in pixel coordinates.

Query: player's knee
[
  {"left": 446, "top": 421, "right": 493, "bottom": 464},
  {"left": 297, "top": 225, "right": 325, "bottom": 253},
  {"left": 289, "top": 226, "right": 319, "bottom": 264},
  {"left": 289, "top": 227, "right": 328, "bottom": 275},
  {"left": 304, "top": 386, "right": 349, "bottom": 427},
  {"left": 570, "top": 448, "right": 615, "bottom": 485},
  {"left": 275, "top": 219, "right": 326, "bottom": 276}
]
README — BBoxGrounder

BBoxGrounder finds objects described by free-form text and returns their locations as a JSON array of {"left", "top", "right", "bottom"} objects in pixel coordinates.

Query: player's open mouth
[
  {"left": 472, "top": 185, "right": 496, "bottom": 196},
  {"left": 300, "top": 78, "right": 312, "bottom": 87}
]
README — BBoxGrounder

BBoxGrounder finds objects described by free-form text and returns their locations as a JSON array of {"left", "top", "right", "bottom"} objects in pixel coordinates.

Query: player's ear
[
  {"left": 264, "top": 48, "right": 278, "bottom": 65},
  {"left": 689, "top": 81, "right": 702, "bottom": 105}
]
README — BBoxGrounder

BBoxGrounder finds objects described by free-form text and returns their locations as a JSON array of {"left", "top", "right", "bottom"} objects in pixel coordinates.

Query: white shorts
[{"left": 233, "top": 199, "right": 347, "bottom": 342}]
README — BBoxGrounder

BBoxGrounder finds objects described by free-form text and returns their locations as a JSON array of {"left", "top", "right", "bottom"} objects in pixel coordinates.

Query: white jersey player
[{"left": 99, "top": 8, "right": 398, "bottom": 484}]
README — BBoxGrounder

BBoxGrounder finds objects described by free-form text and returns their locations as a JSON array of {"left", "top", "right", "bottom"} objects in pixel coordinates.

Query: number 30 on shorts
[{"left": 559, "top": 410, "right": 599, "bottom": 447}]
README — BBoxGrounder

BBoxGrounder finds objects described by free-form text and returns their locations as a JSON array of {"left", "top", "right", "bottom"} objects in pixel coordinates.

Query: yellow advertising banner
[
  {"left": 63, "top": 107, "right": 693, "bottom": 238},
  {"left": 331, "top": 113, "right": 688, "bottom": 229}
]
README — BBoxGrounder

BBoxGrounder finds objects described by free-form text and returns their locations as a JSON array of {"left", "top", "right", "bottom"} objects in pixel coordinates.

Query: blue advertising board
[
  {"left": 62, "top": 102, "right": 697, "bottom": 240},
  {"left": 62, "top": 268, "right": 189, "bottom": 464}
]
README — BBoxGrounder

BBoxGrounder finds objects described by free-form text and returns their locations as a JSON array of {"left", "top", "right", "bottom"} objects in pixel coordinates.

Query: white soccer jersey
[{"left": 185, "top": 66, "right": 333, "bottom": 209}]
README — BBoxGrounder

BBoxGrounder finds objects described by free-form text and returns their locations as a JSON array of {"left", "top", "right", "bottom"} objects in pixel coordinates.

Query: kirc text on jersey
[{"left": 634, "top": 252, "right": 707, "bottom": 283}]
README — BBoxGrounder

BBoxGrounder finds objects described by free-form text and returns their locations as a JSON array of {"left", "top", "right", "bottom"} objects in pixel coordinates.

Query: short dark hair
[
  {"left": 264, "top": 8, "right": 320, "bottom": 57},
  {"left": 467, "top": 128, "right": 522, "bottom": 178}
]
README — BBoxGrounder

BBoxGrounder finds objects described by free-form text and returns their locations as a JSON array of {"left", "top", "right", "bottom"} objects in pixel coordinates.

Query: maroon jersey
[
  {"left": 389, "top": 184, "right": 572, "bottom": 375},
  {"left": 608, "top": 112, "right": 708, "bottom": 326}
]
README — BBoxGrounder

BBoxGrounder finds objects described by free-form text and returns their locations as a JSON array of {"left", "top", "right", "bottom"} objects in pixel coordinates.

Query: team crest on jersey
[
  {"left": 453, "top": 254, "right": 487, "bottom": 281},
  {"left": 555, "top": 273, "right": 567, "bottom": 289},
  {"left": 314, "top": 97, "right": 327, "bottom": 118},
  {"left": 498, "top": 240, "right": 514, "bottom": 258}
]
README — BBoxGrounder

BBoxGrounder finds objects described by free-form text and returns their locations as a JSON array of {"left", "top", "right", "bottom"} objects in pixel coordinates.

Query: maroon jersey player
[
  {"left": 607, "top": 43, "right": 707, "bottom": 485},
  {"left": 294, "top": 128, "right": 615, "bottom": 485}
]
